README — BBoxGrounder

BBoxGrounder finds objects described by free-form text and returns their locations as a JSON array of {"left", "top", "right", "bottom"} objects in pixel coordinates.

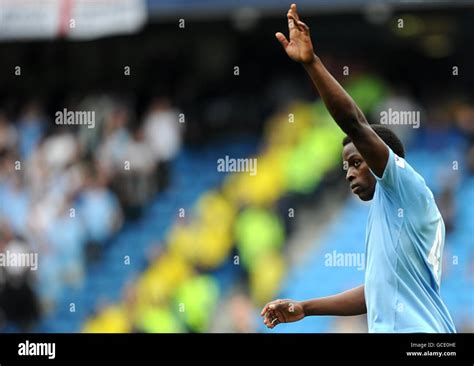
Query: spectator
[
  {"left": 1, "top": 173, "right": 30, "bottom": 238},
  {"left": 118, "top": 124, "right": 156, "bottom": 218},
  {"left": 0, "top": 112, "right": 17, "bottom": 151},
  {"left": 45, "top": 198, "right": 87, "bottom": 288},
  {"left": 41, "top": 127, "right": 78, "bottom": 172},
  {"left": 143, "top": 97, "right": 184, "bottom": 191},
  {"left": 0, "top": 223, "right": 40, "bottom": 331},
  {"left": 78, "top": 161, "right": 123, "bottom": 262},
  {"left": 97, "top": 105, "right": 131, "bottom": 179},
  {"left": 16, "top": 100, "right": 47, "bottom": 161}
]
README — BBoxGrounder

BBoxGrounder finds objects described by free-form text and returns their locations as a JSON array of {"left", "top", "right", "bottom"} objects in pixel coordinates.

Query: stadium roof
[{"left": 147, "top": 0, "right": 474, "bottom": 19}]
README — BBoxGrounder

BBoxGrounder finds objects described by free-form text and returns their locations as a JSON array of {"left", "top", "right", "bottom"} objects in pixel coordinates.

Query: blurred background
[{"left": 0, "top": 0, "right": 473, "bottom": 334}]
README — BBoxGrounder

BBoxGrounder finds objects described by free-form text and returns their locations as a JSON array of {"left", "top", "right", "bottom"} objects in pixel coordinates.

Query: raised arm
[
  {"left": 276, "top": 4, "right": 389, "bottom": 177},
  {"left": 261, "top": 285, "right": 366, "bottom": 329}
]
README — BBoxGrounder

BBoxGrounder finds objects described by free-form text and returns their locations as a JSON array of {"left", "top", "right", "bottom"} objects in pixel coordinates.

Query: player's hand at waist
[
  {"left": 275, "top": 3, "right": 316, "bottom": 65},
  {"left": 261, "top": 299, "right": 305, "bottom": 329}
]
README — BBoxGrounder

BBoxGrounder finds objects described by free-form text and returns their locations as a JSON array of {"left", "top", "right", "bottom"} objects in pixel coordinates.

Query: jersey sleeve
[{"left": 370, "top": 148, "right": 432, "bottom": 207}]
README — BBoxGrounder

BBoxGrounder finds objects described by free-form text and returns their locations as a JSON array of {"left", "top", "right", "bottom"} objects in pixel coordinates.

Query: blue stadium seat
[{"left": 35, "top": 139, "right": 257, "bottom": 332}]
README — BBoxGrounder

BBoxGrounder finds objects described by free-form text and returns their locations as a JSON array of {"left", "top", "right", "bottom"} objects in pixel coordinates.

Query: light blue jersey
[{"left": 365, "top": 148, "right": 456, "bottom": 333}]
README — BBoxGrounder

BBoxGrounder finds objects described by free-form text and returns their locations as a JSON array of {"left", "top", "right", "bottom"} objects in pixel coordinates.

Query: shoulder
[{"left": 374, "top": 148, "right": 431, "bottom": 203}]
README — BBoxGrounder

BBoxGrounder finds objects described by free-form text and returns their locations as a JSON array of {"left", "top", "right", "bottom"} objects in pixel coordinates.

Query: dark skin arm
[
  {"left": 301, "top": 285, "right": 366, "bottom": 316},
  {"left": 261, "top": 5, "right": 375, "bottom": 329},
  {"left": 261, "top": 286, "right": 366, "bottom": 329},
  {"left": 276, "top": 4, "right": 389, "bottom": 177}
]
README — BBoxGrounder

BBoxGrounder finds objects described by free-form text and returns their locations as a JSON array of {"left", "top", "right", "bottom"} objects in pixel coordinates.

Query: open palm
[{"left": 276, "top": 3, "right": 315, "bottom": 65}]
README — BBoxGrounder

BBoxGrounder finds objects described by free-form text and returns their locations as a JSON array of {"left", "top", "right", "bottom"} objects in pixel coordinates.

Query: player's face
[{"left": 342, "top": 142, "right": 376, "bottom": 201}]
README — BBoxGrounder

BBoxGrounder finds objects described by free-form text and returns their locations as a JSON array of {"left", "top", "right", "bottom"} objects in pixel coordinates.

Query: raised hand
[{"left": 275, "top": 3, "right": 316, "bottom": 65}]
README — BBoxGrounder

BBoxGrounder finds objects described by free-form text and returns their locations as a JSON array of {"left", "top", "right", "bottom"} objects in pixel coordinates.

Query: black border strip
[{"left": 0, "top": 333, "right": 472, "bottom": 362}]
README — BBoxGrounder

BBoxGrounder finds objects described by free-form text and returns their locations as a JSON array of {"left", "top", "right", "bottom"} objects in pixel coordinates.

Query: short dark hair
[{"left": 342, "top": 124, "right": 406, "bottom": 158}]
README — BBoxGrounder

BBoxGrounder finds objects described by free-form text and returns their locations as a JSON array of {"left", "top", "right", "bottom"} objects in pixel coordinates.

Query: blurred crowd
[
  {"left": 85, "top": 72, "right": 474, "bottom": 334},
  {"left": 0, "top": 96, "right": 183, "bottom": 330},
  {"left": 81, "top": 75, "right": 375, "bottom": 333},
  {"left": 1, "top": 71, "right": 473, "bottom": 333}
]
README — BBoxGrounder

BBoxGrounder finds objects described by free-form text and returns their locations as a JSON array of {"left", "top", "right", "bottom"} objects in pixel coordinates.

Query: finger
[
  {"left": 274, "top": 310, "right": 285, "bottom": 323},
  {"left": 264, "top": 313, "right": 274, "bottom": 328},
  {"left": 287, "top": 13, "right": 296, "bottom": 33},
  {"left": 297, "top": 20, "right": 310, "bottom": 33},
  {"left": 265, "top": 311, "right": 273, "bottom": 321},
  {"left": 263, "top": 312, "right": 271, "bottom": 327},
  {"left": 287, "top": 13, "right": 303, "bottom": 32},
  {"left": 270, "top": 317, "right": 280, "bottom": 328},
  {"left": 265, "top": 311, "right": 276, "bottom": 328},
  {"left": 261, "top": 303, "right": 270, "bottom": 316},
  {"left": 267, "top": 309, "right": 281, "bottom": 327},
  {"left": 266, "top": 310, "right": 274, "bottom": 323},
  {"left": 263, "top": 316, "right": 269, "bottom": 327},
  {"left": 275, "top": 32, "right": 289, "bottom": 48},
  {"left": 290, "top": 3, "right": 300, "bottom": 21}
]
